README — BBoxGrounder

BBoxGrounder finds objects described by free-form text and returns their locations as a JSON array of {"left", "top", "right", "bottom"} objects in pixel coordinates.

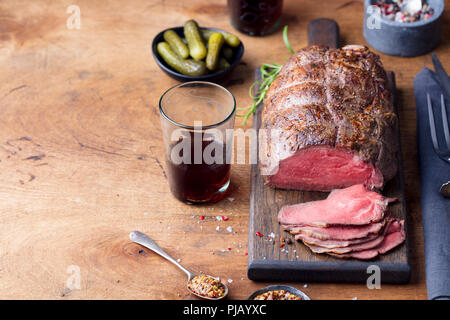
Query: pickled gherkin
[
  {"left": 157, "top": 42, "right": 207, "bottom": 76},
  {"left": 217, "top": 57, "right": 231, "bottom": 71},
  {"left": 222, "top": 46, "right": 234, "bottom": 61},
  {"left": 201, "top": 29, "right": 240, "bottom": 48},
  {"left": 184, "top": 20, "right": 207, "bottom": 60},
  {"left": 206, "top": 32, "right": 224, "bottom": 71},
  {"left": 163, "top": 30, "right": 189, "bottom": 59}
]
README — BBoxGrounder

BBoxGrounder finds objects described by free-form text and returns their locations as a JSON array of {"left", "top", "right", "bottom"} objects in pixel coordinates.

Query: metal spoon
[{"left": 129, "top": 231, "right": 228, "bottom": 300}]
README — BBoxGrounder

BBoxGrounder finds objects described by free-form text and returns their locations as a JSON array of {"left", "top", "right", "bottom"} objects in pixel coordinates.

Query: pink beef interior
[
  {"left": 278, "top": 184, "right": 387, "bottom": 227},
  {"left": 267, "top": 146, "right": 384, "bottom": 192}
]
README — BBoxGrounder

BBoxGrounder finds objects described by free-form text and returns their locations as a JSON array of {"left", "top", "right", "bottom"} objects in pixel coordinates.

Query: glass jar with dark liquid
[
  {"left": 159, "top": 82, "right": 236, "bottom": 204},
  {"left": 228, "top": 0, "right": 283, "bottom": 36}
]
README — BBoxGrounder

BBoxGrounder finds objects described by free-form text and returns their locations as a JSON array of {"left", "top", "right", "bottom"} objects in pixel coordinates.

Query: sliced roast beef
[
  {"left": 282, "top": 219, "right": 386, "bottom": 241},
  {"left": 303, "top": 234, "right": 385, "bottom": 254},
  {"left": 328, "top": 220, "right": 405, "bottom": 259},
  {"left": 260, "top": 45, "right": 398, "bottom": 191},
  {"left": 278, "top": 184, "right": 389, "bottom": 227},
  {"left": 278, "top": 184, "right": 405, "bottom": 260},
  {"left": 300, "top": 218, "right": 393, "bottom": 254},
  {"left": 293, "top": 229, "right": 380, "bottom": 249}
]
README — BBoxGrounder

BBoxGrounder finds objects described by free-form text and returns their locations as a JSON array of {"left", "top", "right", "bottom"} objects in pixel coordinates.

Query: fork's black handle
[{"left": 307, "top": 18, "right": 340, "bottom": 48}]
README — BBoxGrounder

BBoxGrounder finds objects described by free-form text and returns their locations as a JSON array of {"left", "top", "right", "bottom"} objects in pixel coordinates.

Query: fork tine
[
  {"left": 427, "top": 93, "right": 440, "bottom": 152},
  {"left": 440, "top": 94, "right": 450, "bottom": 149}
]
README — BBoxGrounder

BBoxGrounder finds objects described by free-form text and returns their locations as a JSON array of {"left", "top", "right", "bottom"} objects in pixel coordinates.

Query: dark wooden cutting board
[{"left": 247, "top": 19, "right": 411, "bottom": 283}]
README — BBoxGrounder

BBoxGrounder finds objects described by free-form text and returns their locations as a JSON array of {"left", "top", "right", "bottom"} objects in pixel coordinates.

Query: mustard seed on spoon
[{"left": 129, "top": 231, "right": 228, "bottom": 300}]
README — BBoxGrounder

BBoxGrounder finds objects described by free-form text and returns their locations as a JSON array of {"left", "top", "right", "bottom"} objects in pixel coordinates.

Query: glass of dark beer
[
  {"left": 159, "top": 82, "right": 236, "bottom": 204},
  {"left": 227, "top": 0, "right": 283, "bottom": 36}
]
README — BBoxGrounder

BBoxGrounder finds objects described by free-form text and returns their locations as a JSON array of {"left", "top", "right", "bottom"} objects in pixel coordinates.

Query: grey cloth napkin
[{"left": 414, "top": 67, "right": 450, "bottom": 300}]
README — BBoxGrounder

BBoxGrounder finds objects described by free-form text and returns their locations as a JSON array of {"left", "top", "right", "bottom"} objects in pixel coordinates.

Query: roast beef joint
[{"left": 260, "top": 45, "right": 398, "bottom": 192}]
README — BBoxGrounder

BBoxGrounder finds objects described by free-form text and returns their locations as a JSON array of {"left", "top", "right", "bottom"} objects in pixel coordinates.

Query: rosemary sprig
[
  {"left": 237, "top": 63, "right": 282, "bottom": 124},
  {"left": 283, "top": 25, "right": 294, "bottom": 54},
  {"left": 239, "top": 25, "right": 293, "bottom": 125}
]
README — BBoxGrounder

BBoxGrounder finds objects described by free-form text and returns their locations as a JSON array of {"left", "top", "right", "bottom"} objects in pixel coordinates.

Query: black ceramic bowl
[
  {"left": 152, "top": 26, "right": 244, "bottom": 82},
  {"left": 363, "top": 0, "right": 445, "bottom": 57},
  {"left": 247, "top": 285, "right": 311, "bottom": 300}
]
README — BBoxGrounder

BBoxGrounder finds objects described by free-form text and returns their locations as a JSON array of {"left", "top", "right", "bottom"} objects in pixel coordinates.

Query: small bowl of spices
[
  {"left": 363, "top": 0, "right": 445, "bottom": 56},
  {"left": 248, "top": 285, "right": 310, "bottom": 300}
]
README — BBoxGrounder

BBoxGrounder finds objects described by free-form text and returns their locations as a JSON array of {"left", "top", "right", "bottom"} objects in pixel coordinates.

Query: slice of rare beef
[
  {"left": 294, "top": 229, "right": 380, "bottom": 249},
  {"left": 278, "top": 184, "right": 390, "bottom": 227},
  {"left": 282, "top": 219, "right": 386, "bottom": 240}
]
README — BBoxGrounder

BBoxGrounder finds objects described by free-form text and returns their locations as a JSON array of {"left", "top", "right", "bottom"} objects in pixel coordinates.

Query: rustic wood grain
[
  {"left": 1, "top": 0, "right": 448, "bottom": 299},
  {"left": 248, "top": 70, "right": 410, "bottom": 283}
]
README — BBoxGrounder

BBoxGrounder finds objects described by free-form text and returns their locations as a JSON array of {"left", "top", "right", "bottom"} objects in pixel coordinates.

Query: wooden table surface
[{"left": 1, "top": 0, "right": 449, "bottom": 300}]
